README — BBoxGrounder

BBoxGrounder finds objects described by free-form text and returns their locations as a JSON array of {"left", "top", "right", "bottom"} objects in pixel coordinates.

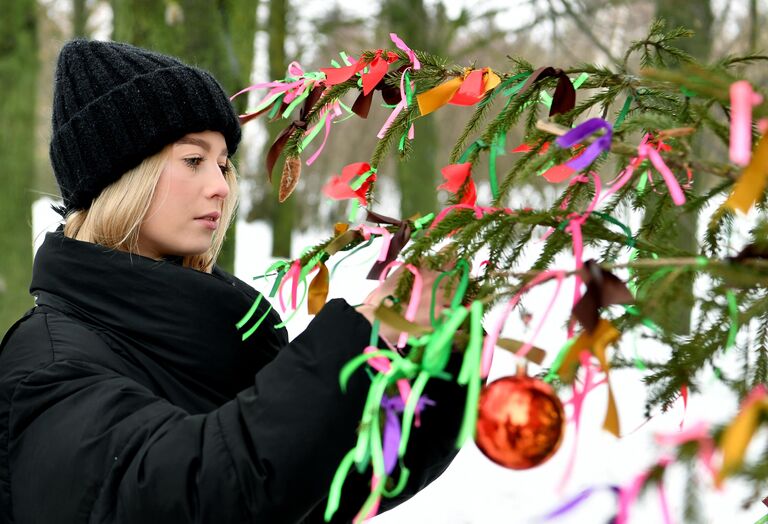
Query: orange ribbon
[{"left": 416, "top": 68, "right": 501, "bottom": 116}]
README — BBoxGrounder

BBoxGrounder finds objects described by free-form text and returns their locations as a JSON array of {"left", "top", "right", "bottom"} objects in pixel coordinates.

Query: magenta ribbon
[{"left": 556, "top": 118, "right": 613, "bottom": 171}]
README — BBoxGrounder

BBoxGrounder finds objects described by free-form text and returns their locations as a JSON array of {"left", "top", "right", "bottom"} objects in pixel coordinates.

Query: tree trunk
[
  {"left": 0, "top": 0, "right": 38, "bottom": 331},
  {"left": 650, "top": 0, "right": 713, "bottom": 335},
  {"left": 379, "top": 0, "right": 438, "bottom": 218},
  {"left": 73, "top": 0, "right": 87, "bottom": 37},
  {"left": 112, "top": 0, "right": 259, "bottom": 272},
  {"left": 265, "top": 0, "right": 293, "bottom": 258}
]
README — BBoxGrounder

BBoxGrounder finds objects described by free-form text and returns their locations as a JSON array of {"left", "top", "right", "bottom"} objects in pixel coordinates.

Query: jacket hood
[{"left": 30, "top": 230, "right": 287, "bottom": 412}]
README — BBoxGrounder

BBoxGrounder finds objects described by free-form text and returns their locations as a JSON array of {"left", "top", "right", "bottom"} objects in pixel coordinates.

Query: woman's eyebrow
[{"left": 176, "top": 136, "right": 228, "bottom": 156}]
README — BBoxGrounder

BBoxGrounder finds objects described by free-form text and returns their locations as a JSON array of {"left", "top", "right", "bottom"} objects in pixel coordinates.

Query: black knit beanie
[{"left": 50, "top": 39, "right": 241, "bottom": 214}]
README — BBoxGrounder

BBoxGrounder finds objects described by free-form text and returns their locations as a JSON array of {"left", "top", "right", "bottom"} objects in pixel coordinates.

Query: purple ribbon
[
  {"left": 541, "top": 485, "right": 620, "bottom": 520},
  {"left": 381, "top": 395, "right": 434, "bottom": 475},
  {"left": 556, "top": 118, "right": 613, "bottom": 172}
]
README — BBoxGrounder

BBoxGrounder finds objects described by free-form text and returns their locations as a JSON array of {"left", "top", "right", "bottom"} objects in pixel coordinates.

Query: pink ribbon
[
  {"left": 363, "top": 345, "right": 413, "bottom": 406},
  {"left": 480, "top": 270, "right": 566, "bottom": 377},
  {"left": 378, "top": 261, "right": 423, "bottom": 348},
  {"left": 376, "top": 33, "right": 421, "bottom": 139},
  {"left": 616, "top": 468, "right": 649, "bottom": 524},
  {"left": 390, "top": 32, "right": 420, "bottom": 70},
  {"left": 354, "top": 475, "right": 382, "bottom": 523},
  {"left": 730, "top": 80, "right": 763, "bottom": 166},
  {"left": 637, "top": 139, "right": 686, "bottom": 205},
  {"left": 305, "top": 101, "right": 343, "bottom": 166},
  {"left": 558, "top": 351, "right": 600, "bottom": 492},
  {"left": 655, "top": 420, "right": 716, "bottom": 483},
  {"left": 277, "top": 259, "right": 303, "bottom": 312},
  {"left": 357, "top": 225, "right": 394, "bottom": 263}
]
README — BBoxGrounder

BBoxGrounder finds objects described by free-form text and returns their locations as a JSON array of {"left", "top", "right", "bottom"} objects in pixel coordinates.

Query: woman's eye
[
  {"left": 184, "top": 157, "right": 203, "bottom": 169},
  {"left": 219, "top": 164, "right": 231, "bottom": 176}
]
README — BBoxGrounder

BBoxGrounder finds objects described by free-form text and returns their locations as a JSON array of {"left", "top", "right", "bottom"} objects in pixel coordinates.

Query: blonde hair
[{"left": 63, "top": 144, "right": 239, "bottom": 273}]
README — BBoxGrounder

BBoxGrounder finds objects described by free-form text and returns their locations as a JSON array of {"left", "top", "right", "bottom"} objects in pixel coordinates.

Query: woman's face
[{"left": 137, "top": 130, "right": 231, "bottom": 260}]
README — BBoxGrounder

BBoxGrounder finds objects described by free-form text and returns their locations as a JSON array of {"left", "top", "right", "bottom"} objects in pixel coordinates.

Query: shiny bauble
[{"left": 475, "top": 375, "right": 565, "bottom": 469}]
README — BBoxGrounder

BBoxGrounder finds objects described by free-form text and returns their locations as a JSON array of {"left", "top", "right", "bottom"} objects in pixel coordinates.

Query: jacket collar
[{"left": 30, "top": 230, "right": 286, "bottom": 410}]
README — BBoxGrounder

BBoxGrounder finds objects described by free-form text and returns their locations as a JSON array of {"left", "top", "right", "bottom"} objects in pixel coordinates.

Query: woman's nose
[{"left": 206, "top": 165, "right": 230, "bottom": 200}]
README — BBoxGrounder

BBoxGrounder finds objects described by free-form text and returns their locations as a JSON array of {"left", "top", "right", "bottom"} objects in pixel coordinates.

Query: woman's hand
[{"left": 355, "top": 264, "right": 452, "bottom": 344}]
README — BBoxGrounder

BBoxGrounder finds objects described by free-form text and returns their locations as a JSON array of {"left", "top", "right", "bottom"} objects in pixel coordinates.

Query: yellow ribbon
[
  {"left": 716, "top": 387, "right": 767, "bottom": 486},
  {"left": 557, "top": 319, "right": 622, "bottom": 437},
  {"left": 725, "top": 133, "right": 768, "bottom": 213}
]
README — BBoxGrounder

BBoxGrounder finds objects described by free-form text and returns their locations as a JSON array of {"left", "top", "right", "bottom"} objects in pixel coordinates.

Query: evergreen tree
[{"left": 245, "top": 21, "right": 768, "bottom": 520}]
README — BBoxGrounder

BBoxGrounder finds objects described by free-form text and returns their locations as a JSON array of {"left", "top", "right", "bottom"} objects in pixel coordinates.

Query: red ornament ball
[{"left": 475, "top": 375, "right": 565, "bottom": 469}]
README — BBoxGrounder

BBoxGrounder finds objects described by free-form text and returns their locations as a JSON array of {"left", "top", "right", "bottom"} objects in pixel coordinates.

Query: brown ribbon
[
  {"left": 325, "top": 229, "right": 364, "bottom": 256},
  {"left": 365, "top": 209, "right": 413, "bottom": 280},
  {"left": 307, "top": 261, "right": 330, "bottom": 314},
  {"left": 518, "top": 66, "right": 576, "bottom": 117},
  {"left": 265, "top": 84, "right": 325, "bottom": 182},
  {"left": 351, "top": 76, "right": 401, "bottom": 119},
  {"left": 572, "top": 259, "right": 634, "bottom": 333}
]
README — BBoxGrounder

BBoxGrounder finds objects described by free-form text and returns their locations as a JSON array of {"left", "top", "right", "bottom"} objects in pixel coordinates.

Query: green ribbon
[
  {"left": 355, "top": 374, "right": 389, "bottom": 465},
  {"left": 422, "top": 306, "right": 469, "bottom": 374},
  {"left": 412, "top": 213, "right": 435, "bottom": 230},
  {"left": 282, "top": 84, "right": 311, "bottom": 118},
  {"left": 236, "top": 293, "right": 263, "bottom": 330},
  {"left": 430, "top": 259, "right": 470, "bottom": 325},
  {"left": 636, "top": 169, "right": 649, "bottom": 193},
  {"left": 488, "top": 132, "right": 505, "bottom": 199},
  {"left": 615, "top": 95, "right": 633, "bottom": 127},
  {"left": 591, "top": 212, "right": 636, "bottom": 248},
  {"left": 544, "top": 337, "right": 577, "bottom": 383},
  {"left": 240, "top": 304, "right": 275, "bottom": 341},
  {"left": 267, "top": 94, "right": 285, "bottom": 120},
  {"left": 456, "top": 301, "right": 484, "bottom": 447},
  {"left": 350, "top": 168, "right": 377, "bottom": 191},
  {"left": 458, "top": 139, "right": 487, "bottom": 164},
  {"left": 338, "top": 349, "right": 408, "bottom": 392},
  {"left": 398, "top": 371, "right": 431, "bottom": 457},
  {"left": 236, "top": 293, "right": 276, "bottom": 342},
  {"left": 300, "top": 110, "right": 329, "bottom": 152},
  {"left": 725, "top": 290, "right": 738, "bottom": 351},
  {"left": 330, "top": 237, "right": 375, "bottom": 279},
  {"left": 347, "top": 199, "right": 360, "bottom": 222},
  {"left": 481, "top": 71, "right": 530, "bottom": 108},
  {"left": 381, "top": 461, "right": 410, "bottom": 497},
  {"left": 398, "top": 70, "right": 416, "bottom": 152},
  {"left": 324, "top": 449, "right": 356, "bottom": 521}
]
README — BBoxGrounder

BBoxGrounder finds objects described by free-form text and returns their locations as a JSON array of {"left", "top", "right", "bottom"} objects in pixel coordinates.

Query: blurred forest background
[{"left": 1, "top": 0, "right": 765, "bottom": 335}]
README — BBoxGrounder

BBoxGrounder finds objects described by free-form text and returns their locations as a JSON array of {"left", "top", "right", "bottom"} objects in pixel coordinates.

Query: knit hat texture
[{"left": 50, "top": 39, "right": 241, "bottom": 213}]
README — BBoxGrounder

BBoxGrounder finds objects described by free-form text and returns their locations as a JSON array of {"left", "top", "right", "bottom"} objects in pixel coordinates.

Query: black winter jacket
[{"left": 0, "top": 232, "right": 462, "bottom": 523}]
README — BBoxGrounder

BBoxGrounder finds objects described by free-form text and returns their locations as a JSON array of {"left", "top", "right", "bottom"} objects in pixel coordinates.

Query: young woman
[{"left": 0, "top": 39, "right": 463, "bottom": 523}]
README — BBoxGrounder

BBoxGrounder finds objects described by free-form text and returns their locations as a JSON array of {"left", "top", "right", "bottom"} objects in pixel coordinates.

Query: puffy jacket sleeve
[{"left": 7, "top": 299, "right": 376, "bottom": 524}]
